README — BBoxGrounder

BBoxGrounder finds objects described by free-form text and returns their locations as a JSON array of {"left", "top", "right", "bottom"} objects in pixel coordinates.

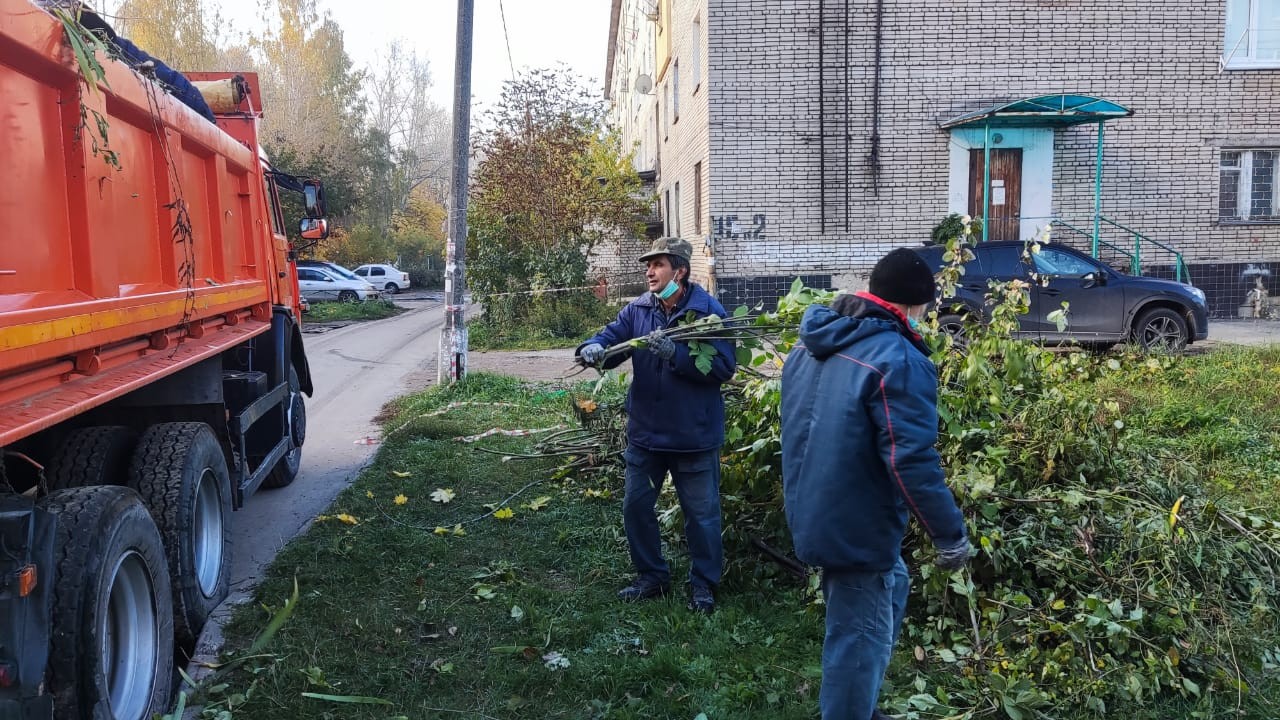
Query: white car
[
  {"left": 355, "top": 263, "right": 411, "bottom": 294},
  {"left": 296, "top": 266, "right": 380, "bottom": 303}
]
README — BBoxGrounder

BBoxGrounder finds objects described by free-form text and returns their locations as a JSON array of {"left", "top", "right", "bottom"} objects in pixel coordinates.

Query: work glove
[
  {"left": 579, "top": 343, "right": 605, "bottom": 366},
  {"left": 645, "top": 330, "right": 676, "bottom": 361},
  {"left": 934, "top": 537, "right": 973, "bottom": 572}
]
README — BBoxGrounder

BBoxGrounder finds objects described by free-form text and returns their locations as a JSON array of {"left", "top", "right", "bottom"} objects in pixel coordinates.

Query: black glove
[
  {"left": 645, "top": 330, "right": 676, "bottom": 361},
  {"left": 934, "top": 538, "right": 973, "bottom": 571},
  {"left": 579, "top": 343, "right": 605, "bottom": 365}
]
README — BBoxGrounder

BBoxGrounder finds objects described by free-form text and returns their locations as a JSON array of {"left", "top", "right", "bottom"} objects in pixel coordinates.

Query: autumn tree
[
  {"left": 469, "top": 68, "right": 650, "bottom": 329},
  {"left": 108, "top": 0, "right": 225, "bottom": 70}
]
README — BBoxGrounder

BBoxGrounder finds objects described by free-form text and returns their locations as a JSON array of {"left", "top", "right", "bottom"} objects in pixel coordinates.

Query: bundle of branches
[{"left": 591, "top": 308, "right": 793, "bottom": 374}]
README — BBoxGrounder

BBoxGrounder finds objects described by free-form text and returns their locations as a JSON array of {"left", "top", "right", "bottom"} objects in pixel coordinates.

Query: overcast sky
[{"left": 215, "top": 0, "right": 612, "bottom": 112}]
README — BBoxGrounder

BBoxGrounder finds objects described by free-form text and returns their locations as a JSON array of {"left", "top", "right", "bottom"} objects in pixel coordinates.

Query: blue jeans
[
  {"left": 622, "top": 446, "right": 723, "bottom": 589},
  {"left": 819, "top": 557, "right": 911, "bottom": 720}
]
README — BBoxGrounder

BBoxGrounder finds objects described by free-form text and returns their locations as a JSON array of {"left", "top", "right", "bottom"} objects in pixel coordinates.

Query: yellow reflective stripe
[{"left": 0, "top": 287, "right": 266, "bottom": 351}]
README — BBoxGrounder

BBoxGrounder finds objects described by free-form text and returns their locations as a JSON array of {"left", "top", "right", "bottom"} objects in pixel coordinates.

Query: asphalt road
[{"left": 189, "top": 294, "right": 444, "bottom": 665}]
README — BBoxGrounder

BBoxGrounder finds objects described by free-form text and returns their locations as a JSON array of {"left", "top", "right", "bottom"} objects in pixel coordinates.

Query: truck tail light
[{"left": 17, "top": 565, "right": 36, "bottom": 597}]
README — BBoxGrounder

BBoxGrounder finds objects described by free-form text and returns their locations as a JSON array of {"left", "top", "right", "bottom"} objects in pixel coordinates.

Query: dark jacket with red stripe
[{"left": 780, "top": 293, "right": 967, "bottom": 571}]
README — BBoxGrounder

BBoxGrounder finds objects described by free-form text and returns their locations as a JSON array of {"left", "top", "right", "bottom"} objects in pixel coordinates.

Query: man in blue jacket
[
  {"left": 780, "top": 248, "right": 972, "bottom": 719},
  {"left": 577, "top": 237, "right": 735, "bottom": 613}
]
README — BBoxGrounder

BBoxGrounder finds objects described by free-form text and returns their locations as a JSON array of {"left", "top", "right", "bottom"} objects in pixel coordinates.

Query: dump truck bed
[{"left": 0, "top": 0, "right": 292, "bottom": 444}]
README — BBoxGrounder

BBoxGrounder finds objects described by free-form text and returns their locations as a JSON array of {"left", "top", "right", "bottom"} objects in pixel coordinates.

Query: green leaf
[
  {"left": 695, "top": 352, "right": 713, "bottom": 375},
  {"left": 735, "top": 346, "right": 753, "bottom": 367},
  {"left": 301, "top": 692, "right": 393, "bottom": 705}
]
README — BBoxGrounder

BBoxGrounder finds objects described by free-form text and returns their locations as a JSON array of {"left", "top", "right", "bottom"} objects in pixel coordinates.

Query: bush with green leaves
[{"left": 692, "top": 233, "right": 1280, "bottom": 718}]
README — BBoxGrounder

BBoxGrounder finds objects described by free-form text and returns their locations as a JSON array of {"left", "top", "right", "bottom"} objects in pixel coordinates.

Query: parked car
[
  {"left": 298, "top": 259, "right": 362, "bottom": 282},
  {"left": 296, "top": 266, "right": 380, "bottom": 303},
  {"left": 355, "top": 263, "right": 411, "bottom": 294},
  {"left": 913, "top": 241, "right": 1209, "bottom": 351}
]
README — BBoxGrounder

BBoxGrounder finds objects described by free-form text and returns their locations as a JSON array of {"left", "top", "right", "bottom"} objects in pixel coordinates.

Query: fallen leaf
[
  {"left": 473, "top": 584, "right": 497, "bottom": 601},
  {"left": 433, "top": 526, "right": 450, "bottom": 536},
  {"left": 522, "top": 496, "right": 552, "bottom": 512},
  {"left": 494, "top": 507, "right": 515, "bottom": 520},
  {"left": 451, "top": 524, "right": 466, "bottom": 537},
  {"left": 335, "top": 513, "right": 359, "bottom": 525},
  {"left": 366, "top": 490, "right": 374, "bottom": 499},
  {"left": 391, "top": 470, "right": 412, "bottom": 478},
  {"left": 394, "top": 494, "right": 409, "bottom": 505},
  {"left": 510, "top": 605, "right": 525, "bottom": 621},
  {"left": 431, "top": 488, "right": 456, "bottom": 504}
]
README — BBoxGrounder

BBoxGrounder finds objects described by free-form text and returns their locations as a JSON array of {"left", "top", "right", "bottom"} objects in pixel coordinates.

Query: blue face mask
[
  {"left": 908, "top": 316, "right": 921, "bottom": 331},
  {"left": 656, "top": 279, "right": 680, "bottom": 300}
]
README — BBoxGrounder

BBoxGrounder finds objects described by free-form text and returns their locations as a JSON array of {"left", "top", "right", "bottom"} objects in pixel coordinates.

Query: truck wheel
[
  {"left": 1133, "top": 307, "right": 1188, "bottom": 351},
  {"left": 40, "top": 486, "right": 174, "bottom": 720},
  {"left": 128, "top": 423, "right": 231, "bottom": 644},
  {"left": 263, "top": 366, "right": 305, "bottom": 489},
  {"left": 46, "top": 426, "right": 137, "bottom": 491}
]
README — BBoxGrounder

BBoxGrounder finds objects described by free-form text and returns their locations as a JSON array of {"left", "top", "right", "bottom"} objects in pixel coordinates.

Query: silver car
[{"left": 296, "top": 267, "right": 380, "bottom": 303}]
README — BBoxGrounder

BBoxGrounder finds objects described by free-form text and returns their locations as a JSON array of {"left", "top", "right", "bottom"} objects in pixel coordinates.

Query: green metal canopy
[{"left": 941, "top": 94, "right": 1133, "bottom": 129}]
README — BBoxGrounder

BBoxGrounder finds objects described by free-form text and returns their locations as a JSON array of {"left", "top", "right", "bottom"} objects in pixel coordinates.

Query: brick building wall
[{"left": 702, "top": 0, "right": 1280, "bottom": 313}]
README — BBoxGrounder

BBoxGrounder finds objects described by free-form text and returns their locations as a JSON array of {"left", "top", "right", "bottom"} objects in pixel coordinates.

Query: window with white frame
[
  {"left": 1220, "top": 149, "right": 1278, "bottom": 222},
  {"left": 692, "top": 17, "right": 702, "bottom": 90},
  {"left": 1224, "top": 0, "right": 1280, "bottom": 68}
]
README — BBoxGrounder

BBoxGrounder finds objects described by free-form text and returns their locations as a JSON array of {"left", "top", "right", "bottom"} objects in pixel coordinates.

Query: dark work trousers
[{"left": 621, "top": 446, "right": 723, "bottom": 589}]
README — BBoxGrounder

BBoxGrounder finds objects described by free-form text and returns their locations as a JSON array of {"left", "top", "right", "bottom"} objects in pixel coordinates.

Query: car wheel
[
  {"left": 1132, "top": 307, "right": 1188, "bottom": 351},
  {"left": 384, "top": 282, "right": 399, "bottom": 294},
  {"left": 937, "top": 313, "right": 969, "bottom": 350},
  {"left": 338, "top": 290, "right": 359, "bottom": 303}
]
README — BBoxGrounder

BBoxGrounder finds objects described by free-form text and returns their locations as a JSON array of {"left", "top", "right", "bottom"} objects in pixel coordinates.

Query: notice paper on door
[{"left": 992, "top": 179, "right": 1006, "bottom": 206}]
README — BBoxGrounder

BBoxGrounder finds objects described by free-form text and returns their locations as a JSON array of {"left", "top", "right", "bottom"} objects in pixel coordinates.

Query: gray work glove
[
  {"left": 579, "top": 343, "right": 605, "bottom": 365},
  {"left": 645, "top": 330, "right": 676, "bottom": 361},
  {"left": 934, "top": 537, "right": 973, "bottom": 571}
]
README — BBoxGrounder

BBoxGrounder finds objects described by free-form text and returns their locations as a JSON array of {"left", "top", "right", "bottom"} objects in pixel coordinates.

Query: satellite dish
[{"left": 634, "top": 74, "right": 654, "bottom": 95}]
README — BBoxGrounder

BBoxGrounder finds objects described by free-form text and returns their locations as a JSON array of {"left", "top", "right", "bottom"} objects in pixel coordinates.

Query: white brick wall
[{"left": 608, "top": 0, "right": 1280, "bottom": 310}]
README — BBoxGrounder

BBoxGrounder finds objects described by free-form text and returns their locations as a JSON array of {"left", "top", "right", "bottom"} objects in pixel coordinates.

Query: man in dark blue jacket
[
  {"left": 780, "top": 248, "right": 972, "bottom": 720},
  {"left": 577, "top": 237, "right": 735, "bottom": 613}
]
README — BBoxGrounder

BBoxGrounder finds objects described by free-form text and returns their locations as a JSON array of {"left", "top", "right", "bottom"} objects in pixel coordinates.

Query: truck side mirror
[
  {"left": 299, "top": 218, "right": 329, "bottom": 241},
  {"left": 303, "top": 180, "right": 326, "bottom": 218}
]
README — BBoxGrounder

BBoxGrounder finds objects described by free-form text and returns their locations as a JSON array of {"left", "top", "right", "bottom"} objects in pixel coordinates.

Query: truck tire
[
  {"left": 46, "top": 426, "right": 137, "bottom": 491},
  {"left": 128, "top": 422, "right": 231, "bottom": 644},
  {"left": 40, "top": 486, "right": 174, "bottom": 720},
  {"left": 262, "top": 366, "right": 305, "bottom": 489}
]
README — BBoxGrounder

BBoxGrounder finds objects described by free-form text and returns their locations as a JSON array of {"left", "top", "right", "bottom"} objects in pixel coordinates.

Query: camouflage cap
[{"left": 637, "top": 237, "right": 693, "bottom": 263}]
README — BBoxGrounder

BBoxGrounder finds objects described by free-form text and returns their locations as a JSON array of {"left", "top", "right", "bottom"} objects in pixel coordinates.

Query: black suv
[{"left": 914, "top": 242, "right": 1209, "bottom": 351}]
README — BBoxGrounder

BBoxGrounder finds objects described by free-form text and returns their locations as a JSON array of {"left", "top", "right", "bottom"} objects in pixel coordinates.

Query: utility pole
[{"left": 439, "top": 0, "right": 473, "bottom": 384}]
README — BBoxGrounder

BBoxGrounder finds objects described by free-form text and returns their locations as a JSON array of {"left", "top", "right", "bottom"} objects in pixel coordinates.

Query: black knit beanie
[{"left": 868, "top": 248, "right": 936, "bottom": 306}]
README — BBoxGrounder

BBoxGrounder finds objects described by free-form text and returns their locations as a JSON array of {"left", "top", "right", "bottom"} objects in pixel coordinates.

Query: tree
[
  {"left": 110, "top": 0, "right": 225, "bottom": 70},
  {"left": 468, "top": 68, "right": 650, "bottom": 326},
  {"left": 363, "top": 41, "right": 450, "bottom": 231}
]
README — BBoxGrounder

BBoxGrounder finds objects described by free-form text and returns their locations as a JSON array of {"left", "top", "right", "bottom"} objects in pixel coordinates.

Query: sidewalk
[{"left": 1206, "top": 318, "right": 1280, "bottom": 347}]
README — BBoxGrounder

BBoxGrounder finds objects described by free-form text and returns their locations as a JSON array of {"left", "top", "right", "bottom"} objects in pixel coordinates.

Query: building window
[
  {"left": 692, "top": 17, "right": 702, "bottom": 90},
  {"left": 693, "top": 162, "right": 703, "bottom": 234},
  {"left": 1221, "top": 150, "right": 1278, "bottom": 222},
  {"left": 673, "top": 182, "right": 682, "bottom": 237},
  {"left": 664, "top": 188, "right": 672, "bottom": 236},
  {"left": 1224, "top": 0, "right": 1280, "bottom": 68},
  {"left": 672, "top": 60, "right": 680, "bottom": 121}
]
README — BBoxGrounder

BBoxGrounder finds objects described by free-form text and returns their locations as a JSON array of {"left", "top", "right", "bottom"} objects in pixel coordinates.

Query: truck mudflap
[{"left": 0, "top": 496, "right": 55, "bottom": 719}]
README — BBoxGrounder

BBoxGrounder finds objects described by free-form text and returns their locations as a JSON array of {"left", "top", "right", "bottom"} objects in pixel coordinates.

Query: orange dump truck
[{"left": 0, "top": 2, "right": 328, "bottom": 717}]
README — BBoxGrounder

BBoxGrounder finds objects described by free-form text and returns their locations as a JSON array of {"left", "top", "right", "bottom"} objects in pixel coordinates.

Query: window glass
[
  {"left": 298, "top": 269, "right": 317, "bottom": 281},
  {"left": 1221, "top": 151, "right": 1242, "bottom": 219},
  {"left": 1251, "top": 150, "right": 1276, "bottom": 219},
  {"left": 372, "top": 267, "right": 386, "bottom": 276},
  {"left": 976, "top": 245, "right": 1025, "bottom": 277},
  {"left": 1031, "top": 248, "right": 1098, "bottom": 277},
  {"left": 356, "top": 267, "right": 368, "bottom": 276}
]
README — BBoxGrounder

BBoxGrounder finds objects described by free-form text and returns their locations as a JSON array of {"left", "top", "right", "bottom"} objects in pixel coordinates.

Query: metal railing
[{"left": 973, "top": 214, "right": 1188, "bottom": 284}]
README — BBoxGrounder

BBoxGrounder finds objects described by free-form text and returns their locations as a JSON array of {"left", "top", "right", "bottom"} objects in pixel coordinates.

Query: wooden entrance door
[{"left": 969, "top": 148, "right": 1023, "bottom": 241}]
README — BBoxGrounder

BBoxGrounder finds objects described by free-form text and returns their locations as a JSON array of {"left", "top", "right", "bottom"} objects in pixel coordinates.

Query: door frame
[{"left": 947, "top": 127, "right": 1055, "bottom": 241}]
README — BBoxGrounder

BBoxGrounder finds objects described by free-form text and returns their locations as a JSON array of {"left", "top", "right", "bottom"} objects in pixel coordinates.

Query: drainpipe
[{"left": 870, "top": 0, "right": 884, "bottom": 196}]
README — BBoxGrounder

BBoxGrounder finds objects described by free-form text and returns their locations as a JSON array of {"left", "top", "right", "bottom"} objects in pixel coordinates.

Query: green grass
[
  {"left": 199, "top": 353, "right": 1280, "bottom": 720},
  {"left": 211, "top": 374, "right": 825, "bottom": 719},
  {"left": 469, "top": 300, "right": 622, "bottom": 351},
  {"left": 304, "top": 299, "right": 403, "bottom": 323}
]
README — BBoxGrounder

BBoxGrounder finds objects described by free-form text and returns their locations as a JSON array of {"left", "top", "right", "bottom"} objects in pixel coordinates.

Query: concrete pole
[{"left": 439, "top": 0, "right": 474, "bottom": 385}]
